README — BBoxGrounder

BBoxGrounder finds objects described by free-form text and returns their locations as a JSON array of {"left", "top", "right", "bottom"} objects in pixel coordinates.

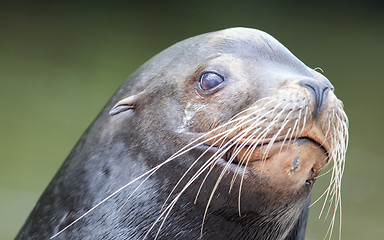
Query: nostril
[{"left": 299, "top": 79, "right": 332, "bottom": 118}]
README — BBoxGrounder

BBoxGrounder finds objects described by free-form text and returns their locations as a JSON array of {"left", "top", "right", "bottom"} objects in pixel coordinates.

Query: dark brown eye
[{"left": 199, "top": 72, "right": 224, "bottom": 91}]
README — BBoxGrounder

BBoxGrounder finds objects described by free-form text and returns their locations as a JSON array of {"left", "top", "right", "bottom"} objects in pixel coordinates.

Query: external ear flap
[{"left": 109, "top": 92, "right": 144, "bottom": 116}]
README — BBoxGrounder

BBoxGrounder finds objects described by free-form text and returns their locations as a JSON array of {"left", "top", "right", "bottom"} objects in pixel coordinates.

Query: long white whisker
[{"left": 300, "top": 105, "right": 308, "bottom": 135}]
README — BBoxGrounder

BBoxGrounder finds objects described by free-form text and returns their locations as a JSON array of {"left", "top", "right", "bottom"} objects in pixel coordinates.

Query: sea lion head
[{"left": 104, "top": 27, "right": 348, "bottom": 239}]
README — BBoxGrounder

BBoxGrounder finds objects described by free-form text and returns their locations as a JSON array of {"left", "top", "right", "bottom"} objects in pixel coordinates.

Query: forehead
[
  {"left": 199, "top": 29, "right": 309, "bottom": 75},
  {"left": 205, "top": 28, "right": 286, "bottom": 57}
]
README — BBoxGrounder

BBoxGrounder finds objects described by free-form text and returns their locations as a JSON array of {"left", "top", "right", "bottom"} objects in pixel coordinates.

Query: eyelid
[{"left": 200, "top": 70, "right": 225, "bottom": 79}]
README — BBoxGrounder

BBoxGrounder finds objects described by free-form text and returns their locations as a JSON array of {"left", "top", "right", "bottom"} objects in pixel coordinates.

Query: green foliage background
[{"left": 1, "top": 1, "right": 383, "bottom": 239}]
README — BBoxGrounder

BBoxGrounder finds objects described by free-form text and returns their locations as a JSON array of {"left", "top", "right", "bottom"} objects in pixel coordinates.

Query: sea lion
[{"left": 16, "top": 27, "right": 348, "bottom": 240}]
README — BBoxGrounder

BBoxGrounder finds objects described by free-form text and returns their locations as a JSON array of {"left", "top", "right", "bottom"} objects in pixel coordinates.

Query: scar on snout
[{"left": 289, "top": 155, "right": 300, "bottom": 173}]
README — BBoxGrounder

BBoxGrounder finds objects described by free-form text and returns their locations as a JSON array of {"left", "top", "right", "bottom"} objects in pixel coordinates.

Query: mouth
[{"left": 203, "top": 131, "right": 331, "bottom": 190}]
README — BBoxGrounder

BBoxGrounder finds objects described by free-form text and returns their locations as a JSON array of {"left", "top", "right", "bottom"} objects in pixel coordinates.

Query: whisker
[
  {"left": 300, "top": 105, "right": 308, "bottom": 135},
  {"left": 295, "top": 108, "right": 302, "bottom": 138}
]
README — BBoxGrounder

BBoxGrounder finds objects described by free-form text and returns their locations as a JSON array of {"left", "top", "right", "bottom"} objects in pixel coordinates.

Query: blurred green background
[{"left": 1, "top": 1, "right": 383, "bottom": 239}]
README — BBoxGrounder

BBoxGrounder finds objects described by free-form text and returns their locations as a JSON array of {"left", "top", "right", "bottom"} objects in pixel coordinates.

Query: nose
[{"left": 299, "top": 79, "right": 333, "bottom": 117}]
